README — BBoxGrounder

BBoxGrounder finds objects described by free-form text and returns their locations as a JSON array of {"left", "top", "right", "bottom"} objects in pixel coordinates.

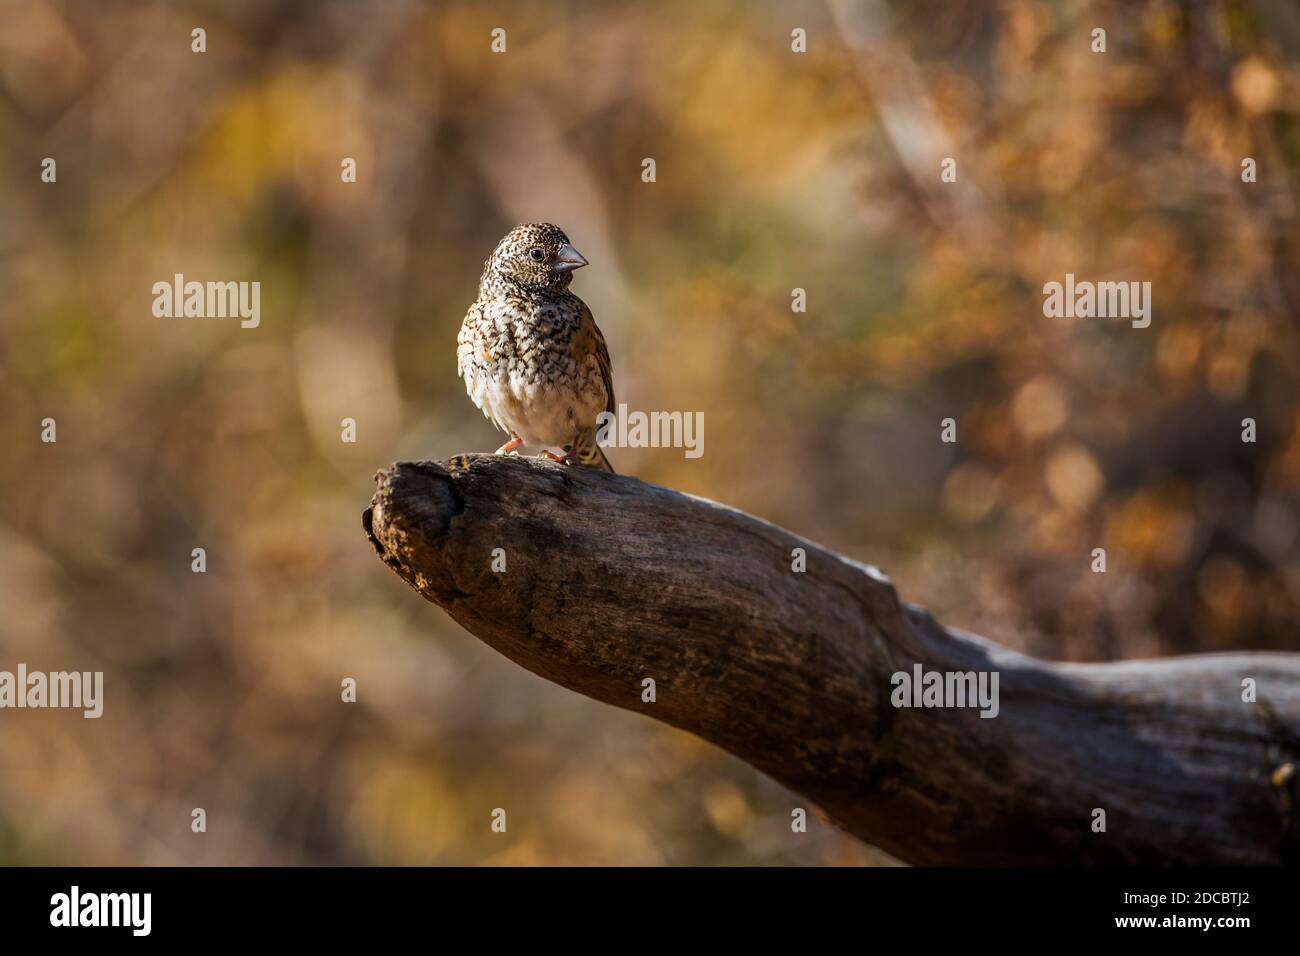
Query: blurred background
[{"left": 1, "top": 0, "right": 1298, "bottom": 865}]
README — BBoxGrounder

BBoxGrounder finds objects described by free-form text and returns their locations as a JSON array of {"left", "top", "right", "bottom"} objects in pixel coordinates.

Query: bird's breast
[{"left": 461, "top": 293, "right": 603, "bottom": 446}]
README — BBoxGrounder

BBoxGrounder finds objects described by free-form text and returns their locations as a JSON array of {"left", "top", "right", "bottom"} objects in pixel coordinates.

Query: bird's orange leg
[
  {"left": 537, "top": 449, "right": 568, "bottom": 463},
  {"left": 496, "top": 434, "right": 522, "bottom": 455}
]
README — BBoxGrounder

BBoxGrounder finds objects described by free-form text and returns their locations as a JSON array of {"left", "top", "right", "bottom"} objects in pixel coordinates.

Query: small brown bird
[{"left": 457, "top": 223, "right": 615, "bottom": 472}]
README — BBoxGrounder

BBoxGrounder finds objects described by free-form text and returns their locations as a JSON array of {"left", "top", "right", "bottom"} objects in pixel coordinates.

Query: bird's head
[{"left": 483, "top": 222, "right": 588, "bottom": 294}]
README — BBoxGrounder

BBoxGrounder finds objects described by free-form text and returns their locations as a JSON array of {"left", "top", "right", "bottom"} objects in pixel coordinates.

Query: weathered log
[{"left": 363, "top": 454, "right": 1300, "bottom": 865}]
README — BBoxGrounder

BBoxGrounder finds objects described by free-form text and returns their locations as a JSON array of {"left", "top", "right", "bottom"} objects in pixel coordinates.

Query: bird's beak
[{"left": 552, "top": 244, "right": 589, "bottom": 273}]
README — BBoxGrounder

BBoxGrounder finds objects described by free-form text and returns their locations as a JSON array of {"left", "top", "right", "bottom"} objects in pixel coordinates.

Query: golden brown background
[{"left": 1, "top": 0, "right": 1298, "bottom": 865}]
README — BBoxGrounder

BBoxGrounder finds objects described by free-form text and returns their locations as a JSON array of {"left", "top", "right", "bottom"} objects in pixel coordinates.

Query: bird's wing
[
  {"left": 456, "top": 301, "right": 479, "bottom": 380},
  {"left": 574, "top": 301, "right": 615, "bottom": 415},
  {"left": 457, "top": 300, "right": 508, "bottom": 431}
]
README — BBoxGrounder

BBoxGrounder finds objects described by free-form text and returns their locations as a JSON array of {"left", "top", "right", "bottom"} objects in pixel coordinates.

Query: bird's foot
[
  {"left": 496, "top": 436, "right": 523, "bottom": 456},
  {"left": 537, "top": 450, "right": 568, "bottom": 464}
]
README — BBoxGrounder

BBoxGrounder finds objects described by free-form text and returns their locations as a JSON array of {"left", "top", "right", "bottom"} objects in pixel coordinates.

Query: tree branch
[{"left": 363, "top": 455, "right": 1300, "bottom": 865}]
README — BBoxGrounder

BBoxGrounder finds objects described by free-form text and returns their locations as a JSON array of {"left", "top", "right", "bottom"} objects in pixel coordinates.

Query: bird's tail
[{"left": 573, "top": 429, "right": 615, "bottom": 473}]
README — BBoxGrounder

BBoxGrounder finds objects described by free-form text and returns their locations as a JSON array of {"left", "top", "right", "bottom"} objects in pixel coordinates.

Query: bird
[{"left": 457, "top": 222, "right": 615, "bottom": 472}]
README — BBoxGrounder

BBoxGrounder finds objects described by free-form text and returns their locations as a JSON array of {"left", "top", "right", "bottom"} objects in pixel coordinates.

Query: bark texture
[{"left": 364, "top": 454, "right": 1300, "bottom": 865}]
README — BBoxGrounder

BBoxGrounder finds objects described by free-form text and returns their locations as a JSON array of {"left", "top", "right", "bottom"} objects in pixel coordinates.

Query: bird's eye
[{"left": 528, "top": 247, "right": 545, "bottom": 262}]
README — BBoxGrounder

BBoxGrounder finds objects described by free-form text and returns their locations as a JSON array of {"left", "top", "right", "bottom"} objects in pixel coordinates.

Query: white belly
[{"left": 480, "top": 374, "right": 592, "bottom": 449}]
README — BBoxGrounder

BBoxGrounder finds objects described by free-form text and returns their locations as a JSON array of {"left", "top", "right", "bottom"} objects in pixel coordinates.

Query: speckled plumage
[{"left": 457, "top": 223, "right": 615, "bottom": 472}]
